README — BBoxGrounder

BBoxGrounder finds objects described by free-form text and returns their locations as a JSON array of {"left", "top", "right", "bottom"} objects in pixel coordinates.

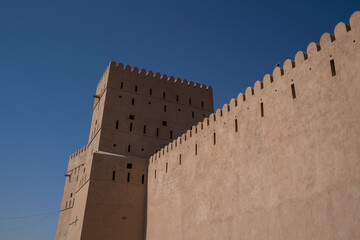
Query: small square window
[
  {"left": 127, "top": 163, "right": 133, "bottom": 169},
  {"left": 129, "top": 115, "right": 135, "bottom": 120},
  {"left": 162, "top": 121, "right": 167, "bottom": 126}
]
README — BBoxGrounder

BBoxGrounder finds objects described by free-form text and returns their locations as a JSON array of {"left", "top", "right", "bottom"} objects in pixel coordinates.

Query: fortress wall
[
  {"left": 58, "top": 59, "right": 215, "bottom": 239},
  {"left": 98, "top": 129, "right": 175, "bottom": 158},
  {"left": 80, "top": 152, "right": 148, "bottom": 240},
  {"left": 147, "top": 12, "right": 360, "bottom": 240},
  {"left": 87, "top": 62, "right": 115, "bottom": 144},
  {"left": 107, "top": 62, "right": 214, "bottom": 112},
  {"left": 103, "top": 88, "right": 211, "bottom": 133},
  {"left": 56, "top": 155, "right": 88, "bottom": 240},
  {"left": 96, "top": 62, "right": 214, "bottom": 158},
  {"left": 93, "top": 62, "right": 112, "bottom": 108},
  {"left": 56, "top": 129, "right": 102, "bottom": 240},
  {"left": 56, "top": 144, "right": 92, "bottom": 240}
]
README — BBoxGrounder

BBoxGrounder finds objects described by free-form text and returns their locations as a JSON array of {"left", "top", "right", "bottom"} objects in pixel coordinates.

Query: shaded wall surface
[
  {"left": 147, "top": 12, "right": 360, "bottom": 240},
  {"left": 56, "top": 60, "right": 214, "bottom": 240},
  {"left": 80, "top": 152, "right": 148, "bottom": 240}
]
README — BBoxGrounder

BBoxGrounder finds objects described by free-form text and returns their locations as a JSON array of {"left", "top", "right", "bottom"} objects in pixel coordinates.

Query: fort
[{"left": 56, "top": 11, "right": 360, "bottom": 240}]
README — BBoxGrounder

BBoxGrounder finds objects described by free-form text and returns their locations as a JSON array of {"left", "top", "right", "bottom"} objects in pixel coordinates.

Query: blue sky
[{"left": 0, "top": 0, "right": 359, "bottom": 239}]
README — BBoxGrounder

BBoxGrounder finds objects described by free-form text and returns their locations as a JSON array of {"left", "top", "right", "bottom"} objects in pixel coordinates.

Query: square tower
[{"left": 55, "top": 62, "right": 214, "bottom": 240}]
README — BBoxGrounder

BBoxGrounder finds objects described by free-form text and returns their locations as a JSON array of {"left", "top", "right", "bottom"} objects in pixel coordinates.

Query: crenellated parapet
[
  {"left": 69, "top": 145, "right": 89, "bottom": 161},
  {"left": 106, "top": 61, "right": 212, "bottom": 92},
  {"left": 147, "top": 13, "right": 360, "bottom": 239},
  {"left": 149, "top": 10, "right": 360, "bottom": 166}
]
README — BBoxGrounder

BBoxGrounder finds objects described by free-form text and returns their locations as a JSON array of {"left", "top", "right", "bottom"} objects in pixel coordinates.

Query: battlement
[
  {"left": 88, "top": 57, "right": 215, "bottom": 158},
  {"left": 149, "top": 10, "right": 360, "bottom": 164},
  {"left": 57, "top": 10, "right": 360, "bottom": 240},
  {"left": 69, "top": 145, "right": 89, "bottom": 160},
  {"left": 93, "top": 61, "right": 213, "bottom": 109},
  {"left": 146, "top": 11, "right": 360, "bottom": 239},
  {"left": 107, "top": 61, "right": 212, "bottom": 91}
]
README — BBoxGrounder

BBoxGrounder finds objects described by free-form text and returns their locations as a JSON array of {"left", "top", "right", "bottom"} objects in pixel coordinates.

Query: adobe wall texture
[
  {"left": 98, "top": 62, "right": 214, "bottom": 158},
  {"left": 80, "top": 152, "right": 148, "bottom": 240},
  {"left": 56, "top": 60, "right": 214, "bottom": 240},
  {"left": 147, "top": 11, "right": 360, "bottom": 240}
]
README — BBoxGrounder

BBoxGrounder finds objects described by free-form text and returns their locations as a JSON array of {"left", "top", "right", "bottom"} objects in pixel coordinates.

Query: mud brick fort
[{"left": 56, "top": 11, "right": 360, "bottom": 240}]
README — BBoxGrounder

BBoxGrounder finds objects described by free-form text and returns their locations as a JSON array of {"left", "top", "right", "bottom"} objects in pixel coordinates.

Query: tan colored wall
[
  {"left": 80, "top": 152, "right": 148, "bottom": 240},
  {"left": 56, "top": 112, "right": 103, "bottom": 240},
  {"left": 147, "top": 11, "right": 360, "bottom": 240},
  {"left": 98, "top": 62, "right": 214, "bottom": 158},
  {"left": 56, "top": 60, "right": 214, "bottom": 240}
]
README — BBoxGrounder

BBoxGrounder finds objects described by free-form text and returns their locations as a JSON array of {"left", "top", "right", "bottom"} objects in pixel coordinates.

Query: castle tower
[{"left": 55, "top": 62, "right": 214, "bottom": 240}]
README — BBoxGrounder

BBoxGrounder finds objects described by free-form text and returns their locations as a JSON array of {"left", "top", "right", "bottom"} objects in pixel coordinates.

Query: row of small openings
[
  {"left": 154, "top": 154, "right": 182, "bottom": 178},
  {"left": 115, "top": 115, "right": 135, "bottom": 130},
  {"left": 129, "top": 98, "right": 200, "bottom": 116},
  {"left": 113, "top": 144, "right": 144, "bottom": 153},
  {"left": 65, "top": 199, "right": 75, "bottom": 209},
  {"left": 156, "top": 128, "right": 173, "bottom": 139},
  {"left": 116, "top": 119, "right": 174, "bottom": 139},
  {"left": 231, "top": 84, "right": 298, "bottom": 133},
  {"left": 120, "top": 83, "right": 205, "bottom": 108},
  {"left": 127, "top": 97, "right": 205, "bottom": 118},
  {"left": 256, "top": 83, "right": 299, "bottom": 119},
  {"left": 233, "top": 83, "right": 298, "bottom": 133},
  {"left": 153, "top": 82, "right": 303, "bottom": 179},
  {"left": 129, "top": 91, "right": 300, "bottom": 134},
  {"left": 68, "top": 166, "right": 84, "bottom": 183},
  {"left": 112, "top": 171, "right": 145, "bottom": 184}
]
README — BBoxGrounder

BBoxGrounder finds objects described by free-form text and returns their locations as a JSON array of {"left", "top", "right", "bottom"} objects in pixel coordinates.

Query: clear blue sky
[{"left": 0, "top": 0, "right": 359, "bottom": 239}]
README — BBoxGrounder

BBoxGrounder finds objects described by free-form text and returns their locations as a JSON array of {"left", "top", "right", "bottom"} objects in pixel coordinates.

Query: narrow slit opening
[
  {"left": 115, "top": 120, "right": 119, "bottom": 129},
  {"left": 235, "top": 119, "right": 238, "bottom": 132},
  {"left": 330, "top": 59, "right": 336, "bottom": 77},
  {"left": 129, "top": 123, "right": 133, "bottom": 132},
  {"left": 142, "top": 175, "right": 145, "bottom": 184},
  {"left": 213, "top": 132, "right": 216, "bottom": 145},
  {"left": 143, "top": 125, "right": 146, "bottom": 134},
  {"left": 112, "top": 171, "right": 115, "bottom": 181},
  {"left": 291, "top": 84, "right": 296, "bottom": 99},
  {"left": 127, "top": 173, "right": 130, "bottom": 182},
  {"left": 261, "top": 102, "right": 264, "bottom": 117}
]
